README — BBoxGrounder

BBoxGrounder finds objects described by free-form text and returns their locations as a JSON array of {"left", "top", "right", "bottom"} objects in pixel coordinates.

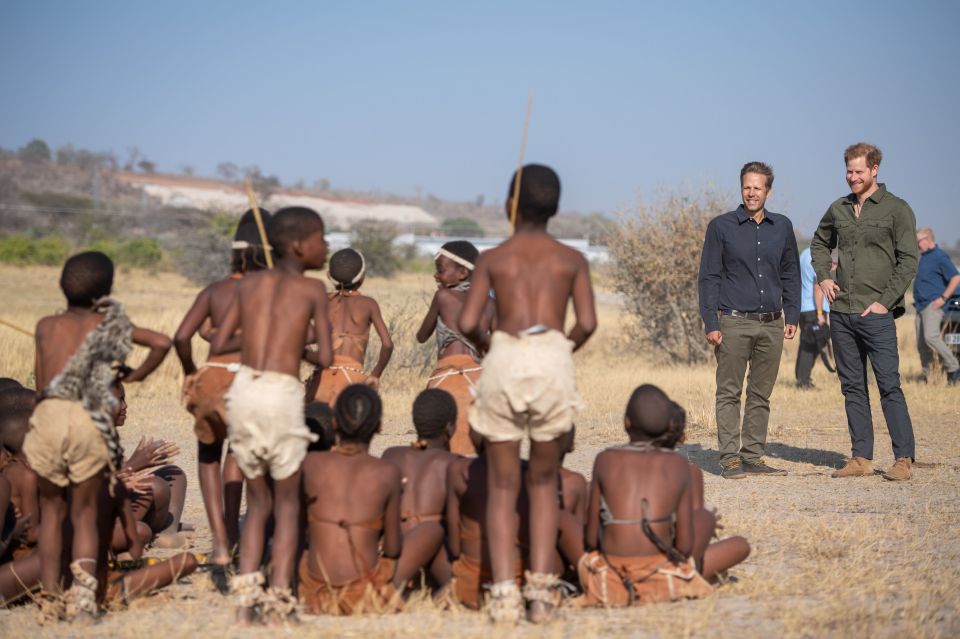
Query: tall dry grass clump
[{"left": 607, "top": 188, "right": 732, "bottom": 364}]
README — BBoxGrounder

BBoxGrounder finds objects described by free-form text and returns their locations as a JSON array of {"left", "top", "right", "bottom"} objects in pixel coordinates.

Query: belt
[{"left": 722, "top": 309, "right": 783, "bottom": 322}]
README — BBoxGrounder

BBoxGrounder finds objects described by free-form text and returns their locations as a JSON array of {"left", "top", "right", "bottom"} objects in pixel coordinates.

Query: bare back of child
[
  {"left": 299, "top": 385, "right": 402, "bottom": 616},
  {"left": 174, "top": 210, "right": 272, "bottom": 578},
  {"left": 443, "top": 431, "right": 531, "bottom": 611},
  {"left": 382, "top": 388, "right": 460, "bottom": 588},
  {"left": 458, "top": 164, "right": 596, "bottom": 622},
  {"left": 210, "top": 206, "right": 332, "bottom": 625},
  {"left": 664, "top": 401, "right": 750, "bottom": 582},
  {"left": 417, "top": 241, "right": 493, "bottom": 455},
  {"left": 577, "top": 385, "right": 713, "bottom": 608},
  {"left": 23, "top": 252, "right": 171, "bottom": 622},
  {"left": 307, "top": 248, "right": 393, "bottom": 405}
]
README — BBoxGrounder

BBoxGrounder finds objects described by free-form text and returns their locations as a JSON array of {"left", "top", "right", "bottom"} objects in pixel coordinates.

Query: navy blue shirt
[
  {"left": 698, "top": 206, "right": 801, "bottom": 333},
  {"left": 914, "top": 245, "right": 959, "bottom": 311}
]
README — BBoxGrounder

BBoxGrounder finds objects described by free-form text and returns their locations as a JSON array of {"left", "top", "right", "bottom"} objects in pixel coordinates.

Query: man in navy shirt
[
  {"left": 698, "top": 162, "right": 800, "bottom": 479},
  {"left": 914, "top": 227, "right": 960, "bottom": 385}
]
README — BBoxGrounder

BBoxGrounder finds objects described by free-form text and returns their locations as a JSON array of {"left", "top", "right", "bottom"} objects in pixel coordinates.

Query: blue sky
[{"left": 2, "top": 1, "right": 958, "bottom": 241}]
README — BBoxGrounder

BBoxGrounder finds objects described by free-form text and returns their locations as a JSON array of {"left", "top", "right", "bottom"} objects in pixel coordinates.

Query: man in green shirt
[{"left": 811, "top": 143, "right": 918, "bottom": 481}]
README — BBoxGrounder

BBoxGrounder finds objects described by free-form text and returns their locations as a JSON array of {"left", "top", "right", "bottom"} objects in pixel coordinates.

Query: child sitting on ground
[
  {"left": 575, "top": 385, "right": 719, "bottom": 608},
  {"left": 0, "top": 387, "right": 40, "bottom": 561},
  {"left": 382, "top": 388, "right": 460, "bottom": 589},
  {"left": 111, "top": 380, "right": 191, "bottom": 550},
  {"left": 210, "top": 206, "right": 333, "bottom": 625},
  {"left": 298, "top": 384, "right": 402, "bottom": 615},
  {"left": 174, "top": 209, "right": 271, "bottom": 580},
  {"left": 662, "top": 401, "right": 751, "bottom": 581},
  {"left": 23, "top": 251, "right": 171, "bottom": 622},
  {"left": 417, "top": 241, "right": 494, "bottom": 455},
  {"left": 458, "top": 164, "right": 597, "bottom": 622},
  {"left": 306, "top": 248, "right": 393, "bottom": 405}
]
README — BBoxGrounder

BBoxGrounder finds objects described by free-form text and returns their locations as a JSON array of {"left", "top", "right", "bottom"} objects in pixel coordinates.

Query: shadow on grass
[{"left": 681, "top": 442, "right": 847, "bottom": 476}]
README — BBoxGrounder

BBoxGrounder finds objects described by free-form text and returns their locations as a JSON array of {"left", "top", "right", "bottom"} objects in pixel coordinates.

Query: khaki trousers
[{"left": 714, "top": 315, "right": 784, "bottom": 464}]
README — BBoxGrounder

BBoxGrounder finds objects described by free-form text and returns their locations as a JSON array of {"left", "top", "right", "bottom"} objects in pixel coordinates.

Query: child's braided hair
[
  {"left": 334, "top": 384, "right": 382, "bottom": 443},
  {"left": 660, "top": 401, "right": 687, "bottom": 450}
]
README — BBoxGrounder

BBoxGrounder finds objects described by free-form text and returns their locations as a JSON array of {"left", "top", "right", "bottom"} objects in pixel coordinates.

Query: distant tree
[
  {"left": 137, "top": 159, "right": 156, "bottom": 173},
  {"left": 181, "top": 165, "right": 195, "bottom": 177},
  {"left": 125, "top": 146, "right": 141, "bottom": 171},
  {"left": 56, "top": 144, "right": 77, "bottom": 165},
  {"left": 607, "top": 187, "right": 730, "bottom": 364},
  {"left": 217, "top": 161, "right": 239, "bottom": 181},
  {"left": 475, "top": 194, "right": 485, "bottom": 207},
  {"left": 314, "top": 178, "right": 331, "bottom": 191},
  {"left": 18, "top": 138, "right": 51, "bottom": 163},
  {"left": 351, "top": 220, "right": 401, "bottom": 278},
  {"left": 441, "top": 217, "right": 485, "bottom": 238}
]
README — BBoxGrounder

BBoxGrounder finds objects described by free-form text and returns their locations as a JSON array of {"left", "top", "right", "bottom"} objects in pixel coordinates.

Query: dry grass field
[{"left": 0, "top": 264, "right": 957, "bottom": 638}]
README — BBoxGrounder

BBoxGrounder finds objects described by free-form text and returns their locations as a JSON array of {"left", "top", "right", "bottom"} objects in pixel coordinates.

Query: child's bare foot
[
  {"left": 36, "top": 591, "right": 66, "bottom": 625},
  {"left": 230, "top": 571, "right": 264, "bottom": 625},
  {"left": 235, "top": 606, "right": 258, "bottom": 626},
  {"left": 486, "top": 580, "right": 522, "bottom": 623},
  {"left": 261, "top": 587, "right": 299, "bottom": 626},
  {"left": 522, "top": 572, "right": 559, "bottom": 624},
  {"left": 154, "top": 530, "right": 195, "bottom": 549}
]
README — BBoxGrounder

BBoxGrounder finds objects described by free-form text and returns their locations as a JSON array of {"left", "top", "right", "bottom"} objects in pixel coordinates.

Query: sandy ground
[{"left": 0, "top": 266, "right": 957, "bottom": 638}]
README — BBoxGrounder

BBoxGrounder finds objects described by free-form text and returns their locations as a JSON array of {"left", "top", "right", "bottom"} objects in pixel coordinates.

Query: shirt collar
[
  {"left": 844, "top": 183, "right": 888, "bottom": 206},
  {"left": 736, "top": 205, "right": 774, "bottom": 224}
]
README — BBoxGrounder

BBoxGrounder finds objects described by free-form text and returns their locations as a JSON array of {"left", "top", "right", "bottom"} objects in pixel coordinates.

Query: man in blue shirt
[
  {"left": 795, "top": 246, "right": 835, "bottom": 388},
  {"left": 914, "top": 227, "right": 960, "bottom": 385},
  {"left": 698, "top": 162, "right": 800, "bottom": 479}
]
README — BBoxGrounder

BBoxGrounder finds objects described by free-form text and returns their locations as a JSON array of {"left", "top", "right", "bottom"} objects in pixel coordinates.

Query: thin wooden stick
[
  {"left": 244, "top": 178, "right": 274, "bottom": 269},
  {"left": 509, "top": 91, "right": 535, "bottom": 234},
  {"left": 0, "top": 318, "right": 33, "bottom": 338}
]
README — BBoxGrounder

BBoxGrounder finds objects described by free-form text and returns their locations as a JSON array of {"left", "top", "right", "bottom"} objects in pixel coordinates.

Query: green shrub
[
  {"left": 84, "top": 237, "right": 164, "bottom": 268},
  {"left": 117, "top": 237, "right": 163, "bottom": 268},
  {"left": 0, "top": 234, "right": 70, "bottom": 265},
  {"left": 351, "top": 220, "right": 401, "bottom": 278}
]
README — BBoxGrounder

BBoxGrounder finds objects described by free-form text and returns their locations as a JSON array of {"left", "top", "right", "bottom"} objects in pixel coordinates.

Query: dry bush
[{"left": 607, "top": 188, "right": 731, "bottom": 364}]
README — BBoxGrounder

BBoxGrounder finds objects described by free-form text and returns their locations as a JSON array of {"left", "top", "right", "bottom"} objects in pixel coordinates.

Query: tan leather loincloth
[
  {"left": 446, "top": 554, "right": 524, "bottom": 610},
  {"left": 297, "top": 554, "right": 401, "bottom": 616},
  {"left": 308, "top": 355, "right": 366, "bottom": 406},
  {"left": 572, "top": 550, "right": 713, "bottom": 607},
  {"left": 183, "top": 353, "right": 240, "bottom": 444},
  {"left": 427, "top": 354, "right": 481, "bottom": 456}
]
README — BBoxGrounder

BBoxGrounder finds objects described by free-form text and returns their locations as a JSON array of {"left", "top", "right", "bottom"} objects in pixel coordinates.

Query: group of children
[{"left": 0, "top": 163, "right": 749, "bottom": 625}]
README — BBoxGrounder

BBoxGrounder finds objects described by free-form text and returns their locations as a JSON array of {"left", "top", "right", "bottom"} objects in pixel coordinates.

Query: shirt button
[
  {"left": 761, "top": 290, "right": 764, "bottom": 293},
  {"left": 757, "top": 241, "right": 760, "bottom": 245},
  {"left": 759, "top": 274, "right": 763, "bottom": 278}
]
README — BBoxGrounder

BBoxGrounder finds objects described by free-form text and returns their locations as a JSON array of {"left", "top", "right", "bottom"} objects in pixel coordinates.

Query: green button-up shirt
[{"left": 810, "top": 184, "right": 918, "bottom": 316}]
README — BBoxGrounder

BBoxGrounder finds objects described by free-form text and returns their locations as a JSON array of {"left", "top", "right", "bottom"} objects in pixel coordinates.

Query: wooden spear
[
  {"left": 244, "top": 178, "right": 274, "bottom": 269},
  {"left": 509, "top": 91, "right": 535, "bottom": 234}
]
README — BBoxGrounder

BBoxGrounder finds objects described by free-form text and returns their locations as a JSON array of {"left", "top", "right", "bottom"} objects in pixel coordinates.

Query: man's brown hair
[
  {"left": 844, "top": 142, "right": 882, "bottom": 168},
  {"left": 740, "top": 161, "right": 774, "bottom": 190}
]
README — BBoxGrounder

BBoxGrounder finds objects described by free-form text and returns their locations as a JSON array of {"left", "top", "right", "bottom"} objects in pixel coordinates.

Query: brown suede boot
[
  {"left": 882, "top": 457, "right": 912, "bottom": 481},
  {"left": 831, "top": 457, "right": 873, "bottom": 478}
]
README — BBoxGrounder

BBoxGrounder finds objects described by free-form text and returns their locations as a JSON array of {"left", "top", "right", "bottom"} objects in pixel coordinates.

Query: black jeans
[
  {"left": 831, "top": 312, "right": 915, "bottom": 460},
  {"left": 795, "top": 311, "right": 820, "bottom": 384}
]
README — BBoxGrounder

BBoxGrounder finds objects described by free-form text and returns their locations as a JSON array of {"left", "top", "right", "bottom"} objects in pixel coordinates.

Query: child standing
[
  {"left": 23, "top": 251, "right": 171, "bottom": 621},
  {"left": 173, "top": 209, "right": 271, "bottom": 585},
  {"left": 417, "top": 241, "right": 493, "bottom": 455},
  {"left": 210, "top": 207, "right": 333, "bottom": 625},
  {"left": 306, "top": 248, "right": 393, "bottom": 405},
  {"left": 458, "top": 165, "right": 596, "bottom": 622}
]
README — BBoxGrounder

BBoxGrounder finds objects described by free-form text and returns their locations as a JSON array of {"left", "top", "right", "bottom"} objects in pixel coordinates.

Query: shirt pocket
[
  {"left": 835, "top": 219, "right": 858, "bottom": 250},
  {"left": 862, "top": 216, "right": 895, "bottom": 262}
]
